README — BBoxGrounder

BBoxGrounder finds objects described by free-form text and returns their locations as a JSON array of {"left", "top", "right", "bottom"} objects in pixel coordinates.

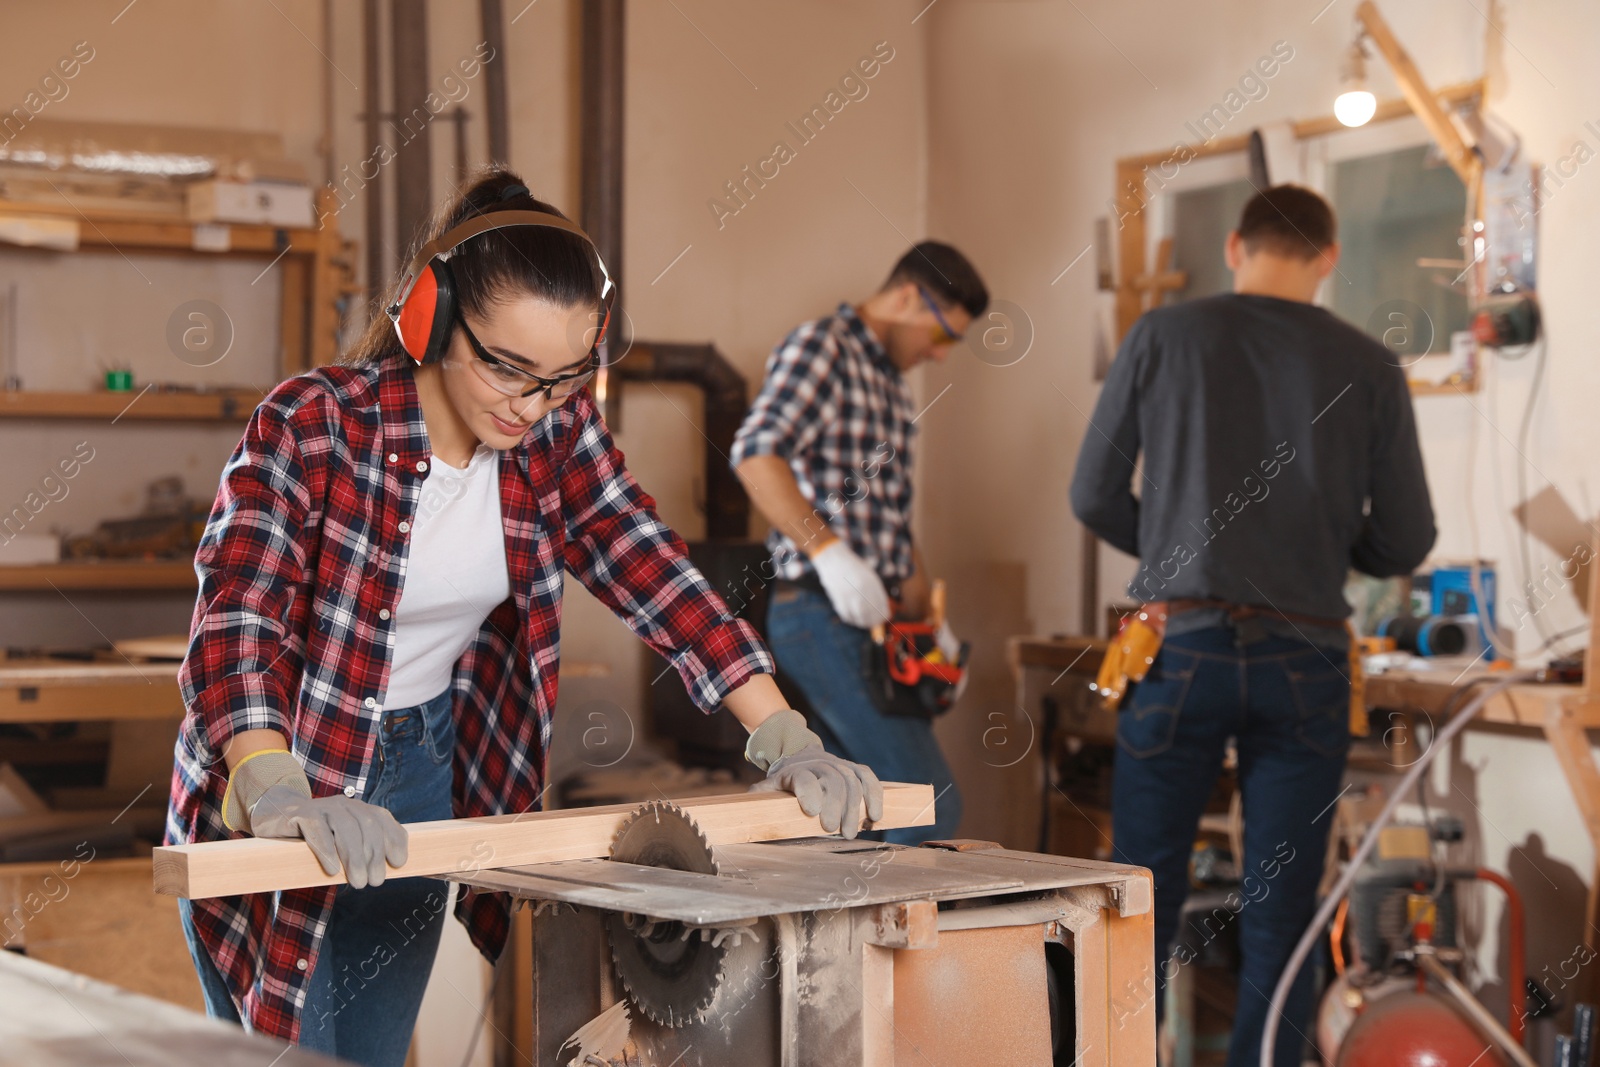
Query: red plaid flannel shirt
[{"left": 165, "top": 359, "right": 771, "bottom": 1041}]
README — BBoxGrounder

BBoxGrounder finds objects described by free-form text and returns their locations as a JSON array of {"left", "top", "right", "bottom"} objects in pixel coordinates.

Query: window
[
  {"left": 1170, "top": 178, "right": 1255, "bottom": 301},
  {"left": 1327, "top": 144, "right": 1470, "bottom": 354}
]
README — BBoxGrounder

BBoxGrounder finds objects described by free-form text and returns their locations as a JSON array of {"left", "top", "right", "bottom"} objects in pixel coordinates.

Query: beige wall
[{"left": 922, "top": 0, "right": 1600, "bottom": 1034}]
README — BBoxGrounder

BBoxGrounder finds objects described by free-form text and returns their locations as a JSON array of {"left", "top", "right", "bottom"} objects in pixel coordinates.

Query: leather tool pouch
[{"left": 1093, "top": 603, "right": 1169, "bottom": 712}]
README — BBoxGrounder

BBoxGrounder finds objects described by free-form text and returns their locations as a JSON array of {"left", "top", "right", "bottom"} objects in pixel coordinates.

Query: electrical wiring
[
  {"left": 1463, "top": 349, "right": 1522, "bottom": 661},
  {"left": 1514, "top": 331, "right": 1552, "bottom": 644},
  {"left": 1465, "top": 329, "right": 1574, "bottom": 663}
]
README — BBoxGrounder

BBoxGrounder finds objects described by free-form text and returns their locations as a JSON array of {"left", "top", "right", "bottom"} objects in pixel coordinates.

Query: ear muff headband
[{"left": 384, "top": 209, "right": 617, "bottom": 366}]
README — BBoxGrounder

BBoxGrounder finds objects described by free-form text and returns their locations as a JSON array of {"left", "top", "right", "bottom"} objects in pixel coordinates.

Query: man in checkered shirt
[{"left": 731, "top": 242, "right": 988, "bottom": 844}]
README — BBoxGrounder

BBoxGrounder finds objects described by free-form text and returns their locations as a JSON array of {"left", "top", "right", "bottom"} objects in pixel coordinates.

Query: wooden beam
[
  {"left": 1114, "top": 80, "right": 1483, "bottom": 173},
  {"left": 1356, "top": 2, "right": 1480, "bottom": 186},
  {"left": 152, "top": 783, "right": 937, "bottom": 899},
  {"left": 1587, "top": 525, "right": 1600, "bottom": 710}
]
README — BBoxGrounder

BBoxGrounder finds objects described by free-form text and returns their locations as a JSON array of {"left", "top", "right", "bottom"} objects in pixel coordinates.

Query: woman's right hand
[
  {"left": 222, "top": 748, "right": 408, "bottom": 888},
  {"left": 247, "top": 786, "right": 409, "bottom": 889}
]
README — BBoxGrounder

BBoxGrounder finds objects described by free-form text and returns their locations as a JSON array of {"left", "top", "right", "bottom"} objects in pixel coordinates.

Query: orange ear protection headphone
[{"left": 384, "top": 185, "right": 617, "bottom": 367}]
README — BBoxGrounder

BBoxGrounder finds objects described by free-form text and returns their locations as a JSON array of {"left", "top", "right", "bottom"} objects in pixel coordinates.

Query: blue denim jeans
[
  {"left": 766, "top": 583, "right": 962, "bottom": 844},
  {"left": 1110, "top": 626, "right": 1349, "bottom": 1067},
  {"left": 179, "top": 688, "right": 457, "bottom": 1067}
]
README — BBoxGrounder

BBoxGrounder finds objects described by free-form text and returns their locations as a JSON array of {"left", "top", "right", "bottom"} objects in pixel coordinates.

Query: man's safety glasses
[{"left": 917, "top": 286, "right": 964, "bottom": 345}]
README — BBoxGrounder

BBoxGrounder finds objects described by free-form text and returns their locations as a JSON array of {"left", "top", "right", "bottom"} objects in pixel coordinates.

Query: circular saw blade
[
  {"left": 605, "top": 801, "right": 728, "bottom": 1027},
  {"left": 609, "top": 799, "right": 720, "bottom": 876}
]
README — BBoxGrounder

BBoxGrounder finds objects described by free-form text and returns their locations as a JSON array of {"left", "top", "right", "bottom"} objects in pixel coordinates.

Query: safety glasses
[
  {"left": 917, "top": 286, "right": 964, "bottom": 345},
  {"left": 456, "top": 311, "right": 597, "bottom": 400}
]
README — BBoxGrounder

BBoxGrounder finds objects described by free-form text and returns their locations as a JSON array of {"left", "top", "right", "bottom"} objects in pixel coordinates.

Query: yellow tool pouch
[{"left": 1093, "top": 604, "right": 1168, "bottom": 712}]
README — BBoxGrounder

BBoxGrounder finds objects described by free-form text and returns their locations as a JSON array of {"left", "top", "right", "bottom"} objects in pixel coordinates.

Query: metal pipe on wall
[
  {"left": 580, "top": 0, "right": 626, "bottom": 387},
  {"left": 479, "top": 0, "right": 510, "bottom": 164},
  {"left": 391, "top": 0, "right": 433, "bottom": 257},
  {"left": 362, "top": 0, "right": 387, "bottom": 300}
]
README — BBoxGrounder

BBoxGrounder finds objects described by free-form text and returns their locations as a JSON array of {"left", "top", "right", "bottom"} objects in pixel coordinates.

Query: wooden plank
[
  {"left": 1356, "top": 2, "right": 1479, "bottom": 186},
  {"left": 1114, "top": 80, "right": 1484, "bottom": 172},
  {"left": 153, "top": 783, "right": 937, "bottom": 899},
  {"left": 1009, "top": 634, "right": 1106, "bottom": 673},
  {"left": 1364, "top": 671, "right": 1593, "bottom": 728},
  {"left": 1113, "top": 159, "right": 1147, "bottom": 342},
  {"left": 0, "top": 560, "right": 197, "bottom": 592},
  {"left": 1295, "top": 79, "right": 1482, "bottom": 140},
  {"left": 0, "top": 389, "right": 261, "bottom": 421},
  {"left": 279, "top": 252, "right": 311, "bottom": 375},
  {"left": 1103, "top": 883, "right": 1157, "bottom": 1066},
  {"left": 0, "top": 682, "right": 181, "bottom": 725},
  {"left": 1072, "top": 903, "right": 1112, "bottom": 1066},
  {"left": 1586, "top": 528, "right": 1600, "bottom": 708},
  {"left": 112, "top": 635, "right": 190, "bottom": 660},
  {"left": 0, "top": 659, "right": 178, "bottom": 684}
]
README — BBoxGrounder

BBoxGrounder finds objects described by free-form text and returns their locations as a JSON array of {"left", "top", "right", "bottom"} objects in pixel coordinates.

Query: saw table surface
[{"left": 451, "top": 837, "right": 1149, "bottom": 924}]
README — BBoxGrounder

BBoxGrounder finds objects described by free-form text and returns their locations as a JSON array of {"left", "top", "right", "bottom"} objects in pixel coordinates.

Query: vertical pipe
[
  {"left": 579, "top": 0, "right": 625, "bottom": 286},
  {"left": 580, "top": 0, "right": 626, "bottom": 425},
  {"left": 321, "top": 0, "right": 337, "bottom": 187},
  {"left": 391, "top": 0, "right": 433, "bottom": 255},
  {"left": 361, "top": 0, "right": 387, "bottom": 300},
  {"left": 479, "top": 0, "right": 510, "bottom": 164}
]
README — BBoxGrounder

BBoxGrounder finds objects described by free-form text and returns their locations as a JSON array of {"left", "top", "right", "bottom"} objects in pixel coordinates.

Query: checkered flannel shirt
[
  {"left": 166, "top": 359, "right": 771, "bottom": 1042},
  {"left": 730, "top": 303, "right": 917, "bottom": 584}
]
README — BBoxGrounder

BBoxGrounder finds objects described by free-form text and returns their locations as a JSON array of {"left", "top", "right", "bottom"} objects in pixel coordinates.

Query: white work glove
[
  {"left": 935, "top": 619, "right": 971, "bottom": 704},
  {"left": 745, "top": 710, "right": 884, "bottom": 839},
  {"left": 811, "top": 540, "right": 892, "bottom": 629},
  {"left": 222, "top": 750, "right": 408, "bottom": 889}
]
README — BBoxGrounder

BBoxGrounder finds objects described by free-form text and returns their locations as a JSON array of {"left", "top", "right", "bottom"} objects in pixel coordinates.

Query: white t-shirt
[{"left": 385, "top": 443, "right": 512, "bottom": 708}]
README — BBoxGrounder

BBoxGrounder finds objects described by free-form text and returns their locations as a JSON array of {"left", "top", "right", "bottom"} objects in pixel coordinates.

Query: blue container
[{"left": 1424, "top": 562, "right": 1497, "bottom": 661}]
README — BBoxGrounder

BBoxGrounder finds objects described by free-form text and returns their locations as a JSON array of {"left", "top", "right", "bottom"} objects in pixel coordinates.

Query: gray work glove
[
  {"left": 221, "top": 750, "right": 408, "bottom": 889},
  {"left": 745, "top": 709, "right": 884, "bottom": 839}
]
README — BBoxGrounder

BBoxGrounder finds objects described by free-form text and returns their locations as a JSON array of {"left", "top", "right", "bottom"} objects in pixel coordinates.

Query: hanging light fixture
[{"left": 1334, "top": 34, "right": 1378, "bottom": 127}]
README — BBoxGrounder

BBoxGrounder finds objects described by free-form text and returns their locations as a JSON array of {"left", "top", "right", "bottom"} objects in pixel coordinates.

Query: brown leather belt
[{"left": 1167, "top": 598, "right": 1345, "bottom": 630}]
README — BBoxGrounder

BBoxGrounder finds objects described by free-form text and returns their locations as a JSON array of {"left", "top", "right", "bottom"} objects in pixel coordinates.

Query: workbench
[
  {"left": 0, "top": 657, "right": 195, "bottom": 1010},
  {"left": 0, "top": 947, "right": 341, "bottom": 1066},
  {"left": 1363, "top": 664, "right": 1600, "bottom": 1005}
]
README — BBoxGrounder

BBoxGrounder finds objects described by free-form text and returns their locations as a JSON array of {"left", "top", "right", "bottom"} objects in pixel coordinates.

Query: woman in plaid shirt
[{"left": 167, "top": 168, "right": 880, "bottom": 1066}]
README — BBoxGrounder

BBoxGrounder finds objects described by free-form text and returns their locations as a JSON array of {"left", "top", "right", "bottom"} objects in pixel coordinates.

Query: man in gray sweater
[{"left": 1071, "top": 185, "right": 1435, "bottom": 1067}]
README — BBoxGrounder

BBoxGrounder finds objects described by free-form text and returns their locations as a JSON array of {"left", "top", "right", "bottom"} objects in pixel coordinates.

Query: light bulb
[{"left": 1335, "top": 88, "right": 1377, "bottom": 127}]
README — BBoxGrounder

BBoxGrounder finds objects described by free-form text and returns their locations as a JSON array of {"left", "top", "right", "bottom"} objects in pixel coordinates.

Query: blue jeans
[
  {"left": 1111, "top": 626, "right": 1349, "bottom": 1067},
  {"left": 766, "top": 583, "right": 961, "bottom": 844},
  {"left": 180, "top": 688, "right": 457, "bottom": 1067}
]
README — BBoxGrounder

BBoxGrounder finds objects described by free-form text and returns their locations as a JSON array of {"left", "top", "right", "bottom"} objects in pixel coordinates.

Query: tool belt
[{"left": 1092, "top": 599, "right": 1369, "bottom": 736}]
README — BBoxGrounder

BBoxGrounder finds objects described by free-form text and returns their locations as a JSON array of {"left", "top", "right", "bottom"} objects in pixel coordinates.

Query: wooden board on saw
[{"left": 153, "top": 783, "right": 936, "bottom": 899}]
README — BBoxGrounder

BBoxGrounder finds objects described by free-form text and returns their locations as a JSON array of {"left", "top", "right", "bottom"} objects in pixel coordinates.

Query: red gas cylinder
[{"left": 1336, "top": 992, "right": 1509, "bottom": 1067}]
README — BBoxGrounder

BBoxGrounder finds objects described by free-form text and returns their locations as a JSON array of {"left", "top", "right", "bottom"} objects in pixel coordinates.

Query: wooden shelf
[
  {"left": 0, "top": 389, "right": 261, "bottom": 422},
  {"left": 0, "top": 560, "right": 196, "bottom": 592},
  {"left": 0, "top": 198, "right": 325, "bottom": 257},
  {"left": 1409, "top": 378, "right": 1481, "bottom": 397},
  {"left": 0, "top": 187, "right": 354, "bottom": 371}
]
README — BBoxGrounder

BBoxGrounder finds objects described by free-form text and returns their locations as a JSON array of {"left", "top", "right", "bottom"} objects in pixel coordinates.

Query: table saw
[{"left": 451, "top": 800, "right": 1156, "bottom": 1066}]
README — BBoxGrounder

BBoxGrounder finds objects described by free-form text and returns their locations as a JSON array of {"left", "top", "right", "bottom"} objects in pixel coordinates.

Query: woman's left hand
[{"left": 744, "top": 708, "right": 884, "bottom": 839}]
